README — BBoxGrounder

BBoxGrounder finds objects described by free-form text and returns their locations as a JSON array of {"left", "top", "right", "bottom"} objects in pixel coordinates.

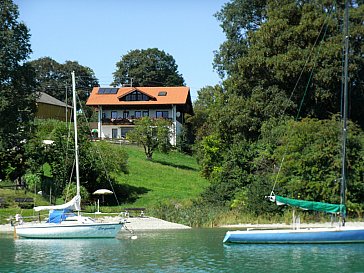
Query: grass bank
[
  {"left": 116, "top": 144, "right": 209, "bottom": 208},
  {"left": 1, "top": 145, "right": 362, "bottom": 227},
  {"left": 0, "top": 144, "right": 210, "bottom": 224}
]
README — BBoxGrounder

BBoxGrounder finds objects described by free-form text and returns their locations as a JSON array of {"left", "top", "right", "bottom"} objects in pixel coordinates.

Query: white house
[{"left": 86, "top": 86, "right": 194, "bottom": 145}]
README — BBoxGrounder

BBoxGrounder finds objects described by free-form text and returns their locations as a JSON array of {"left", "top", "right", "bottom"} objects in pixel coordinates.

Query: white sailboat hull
[
  {"left": 13, "top": 73, "right": 126, "bottom": 240},
  {"left": 15, "top": 222, "right": 124, "bottom": 239},
  {"left": 223, "top": 226, "right": 364, "bottom": 244}
]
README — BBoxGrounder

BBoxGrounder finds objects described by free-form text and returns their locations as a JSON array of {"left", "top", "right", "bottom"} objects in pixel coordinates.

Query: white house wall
[
  {"left": 97, "top": 107, "right": 183, "bottom": 145},
  {"left": 100, "top": 123, "right": 180, "bottom": 145}
]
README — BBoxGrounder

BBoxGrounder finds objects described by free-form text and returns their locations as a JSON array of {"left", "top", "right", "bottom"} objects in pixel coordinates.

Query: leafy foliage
[
  {"left": 198, "top": 116, "right": 364, "bottom": 216},
  {"left": 62, "top": 183, "right": 89, "bottom": 203},
  {"left": 23, "top": 172, "right": 41, "bottom": 193},
  {"left": 25, "top": 119, "right": 129, "bottom": 200},
  {"left": 215, "top": 0, "right": 364, "bottom": 127},
  {"left": 0, "top": 0, "right": 37, "bottom": 181},
  {"left": 201, "top": 138, "right": 255, "bottom": 205},
  {"left": 266, "top": 118, "right": 364, "bottom": 209},
  {"left": 189, "top": 85, "right": 224, "bottom": 142},
  {"left": 28, "top": 57, "right": 98, "bottom": 105},
  {"left": 127, "top": 117, "right": 172, "bottom": 160},
  {"left": 113, "top": 48, "right": 185, "bottom": 87},
  {"left": 196, "top": 134, "right": 223, "bottom": 179},
  {"left": 176, "top": 122, "right": 194, "bottom": 155},
  {"left": 213, "top": 0, "right": 267, "bottom": 78},
  {"left": 194, "top": 0, "right": 364, "bottom": 218}
]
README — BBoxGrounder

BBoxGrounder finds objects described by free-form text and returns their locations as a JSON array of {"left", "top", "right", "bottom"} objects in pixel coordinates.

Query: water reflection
[
  {"left": 223, "top": 243, "right": 364, "bottom": 273},
  {"left": 14, "top": 238, "right": 124, "bottom": 272},
  {"left": 118, "top": 229, "right": 227, "bottom": 272},
  {"left": 1, "top": 229, "right": 364, "bottom": 273}
]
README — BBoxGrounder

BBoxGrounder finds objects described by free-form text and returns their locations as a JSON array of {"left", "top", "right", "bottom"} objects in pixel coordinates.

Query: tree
[
  {"left": 200, "top": 117, "right": 364, "bottom": 216},
  {"left": 189, "top": 85, "right": 224, "bottom": 142},
  {"left": 0, "top": 0, "right": 37, "bottom": 181},
  {"left": 215, "top": 0, "right": 364, "bottom": 128},
  {"left": 25, "top": 119, "right": 129, "bottom": 199},
  {"left": 28, "top": 57, "right": 63, "bottom": 98},
  {"left": 213, "top": 0, "right": 267, "bottom": 79},
  {"left": 28, "top": 57, "right": 98, "bottom": 105},
  {"left": 62, "top": 60, "right": 99, "bottom": 103},
  {"left": 113, "top": 48, "right": 185, "bottom": 87},
  {"left": 197, "top": 0, "right": 364, "bottom": 215},
  {"left": 196, "top": 134, "right": 223, "bottom": 179},
  {"left": 201, "top": 138, "right": 255, "bottom": 206},
  {"left": 127, "top": 117, "right": 172, "bottom": 160},
  {"left": 260, "top": 117, "right": 364, "bottom": 212}
]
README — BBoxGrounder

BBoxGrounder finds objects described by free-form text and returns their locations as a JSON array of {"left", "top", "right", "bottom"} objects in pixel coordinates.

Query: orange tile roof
[{"left": 86, "top": 86, "right": 191, "bottom": 106}]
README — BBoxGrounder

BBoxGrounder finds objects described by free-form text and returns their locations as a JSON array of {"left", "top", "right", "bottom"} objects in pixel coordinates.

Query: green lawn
[
  {"left": 0, "top": 144, "right": 209, "bottom": 224},
  {"left": 117, "top": 145, "right": 209, "bottom": 207}
]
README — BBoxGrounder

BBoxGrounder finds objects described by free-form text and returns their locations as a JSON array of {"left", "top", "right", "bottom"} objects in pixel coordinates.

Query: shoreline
[
  {"left": 0, "top": 216, "right": 191, "bottom": 234},
  {"left": 1, "top": 217, "right": 364, "bottom": 234}
]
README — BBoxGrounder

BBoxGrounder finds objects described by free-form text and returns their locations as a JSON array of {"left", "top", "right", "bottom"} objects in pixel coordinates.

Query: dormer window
[{"left": 120, "top": 91, "right": 150, "bottom": 101}]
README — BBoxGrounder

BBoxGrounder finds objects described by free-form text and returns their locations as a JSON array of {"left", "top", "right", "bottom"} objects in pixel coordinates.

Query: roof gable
[
  {"left": 86, "top": 86, "right": 191, "bottom": 106},
  {"left": 117, "top": 88, "right": 156, "bottom": 101}
]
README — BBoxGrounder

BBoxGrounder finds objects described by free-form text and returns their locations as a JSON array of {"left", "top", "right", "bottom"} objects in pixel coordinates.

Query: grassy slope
[
  {"left": 117, "top": 145, "right": 209, "bottom": 208},
  {"left": 0, "top": 145, "right": 209, "bottom": 223}
]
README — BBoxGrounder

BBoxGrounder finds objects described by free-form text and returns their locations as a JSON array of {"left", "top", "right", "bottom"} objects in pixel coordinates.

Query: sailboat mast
[
  {"left": 72, "top": 71, "right": 81, "bottom": 199},
  {"left": 340, "top": 0, "right": 349, "bottom": 224}
]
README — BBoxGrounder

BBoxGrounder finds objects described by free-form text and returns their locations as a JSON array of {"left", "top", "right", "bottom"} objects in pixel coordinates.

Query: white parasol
[{"left": 93, "top": 189, "right": 113, "bottom": 213}]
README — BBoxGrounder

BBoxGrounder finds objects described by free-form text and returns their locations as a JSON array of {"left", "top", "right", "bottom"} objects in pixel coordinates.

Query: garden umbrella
[{"left": 93, "top": 189, "right": 113, "bottom": 213}]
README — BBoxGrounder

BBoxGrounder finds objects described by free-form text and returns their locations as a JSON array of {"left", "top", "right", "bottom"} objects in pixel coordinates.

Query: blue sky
[{"left": 14, "top": 0, "right": 227, "bottom": 100}]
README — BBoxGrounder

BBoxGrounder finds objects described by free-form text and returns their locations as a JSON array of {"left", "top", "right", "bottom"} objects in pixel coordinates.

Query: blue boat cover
[{"left": 47, "top": 209, "right": 75, "bottom": 223}]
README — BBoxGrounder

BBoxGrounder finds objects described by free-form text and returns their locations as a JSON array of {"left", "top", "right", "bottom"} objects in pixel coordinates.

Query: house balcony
[
  {"left": 102, "top": 118, "right": 135, "bottom": 125},
  {"left": 101, "top": 117, "right": 173, "bottom": 126}
]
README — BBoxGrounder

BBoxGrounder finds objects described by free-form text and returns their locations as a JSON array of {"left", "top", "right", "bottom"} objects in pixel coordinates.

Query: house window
[
  {"left": 111, "top": 111, "right": 118, "bottom": 119},
  {"left": 112, "top": 128, "right": 118, "bottom": 139},
  {"left": 143, "top": 111, "right": 149, "bottom": 117},
  {"left": 158, "top": 91, "right": 167, "bottom": 96},
  {"left": 135, "top": 111, "right": 142, "bottom": 118},
  {"left": 123, "top": 111, "right": 129, "bottom": 118},
  {"left": 120, "top": 128, "right": 132, "bottom": 138},
  {"left": 102, "top": 112, "right": 106, "bottom": 119},
  {"left": 122, "top": 91, "right": 150, "bottom": 101},
  {"left": 156, "top": 111, "right": 169, "bottom": 118}
]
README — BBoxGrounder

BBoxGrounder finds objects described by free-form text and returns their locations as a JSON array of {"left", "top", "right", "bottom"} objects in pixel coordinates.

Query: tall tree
[
  {"left": 213, "top": 0, "right": 267, "bottom": 79},
  {"left": 28, "top": 57, "right": 64, "bottom": 98},
  {"left": 215, "top": 0, "right": 364, "bottom": 128},
  {"left": 189, "top": 85, "right": 224, "bottom": 142},
  {"left": 197, "top": 0, "right": 364, "bottom": 214},
  {"left": 259, "top": 117, "right": 364, "bottom": 213},
  {"left": 28, "top": 57, "right": 98, "bottom": 105},
  {"left": 113, "top": 48, "right": 185, "bottom": 87},
  {"left": 0, "top": 0, "right": 37, "bottom": 181},
  {"left": 62, "top": 60, "right": 99, "bottom": 103}
]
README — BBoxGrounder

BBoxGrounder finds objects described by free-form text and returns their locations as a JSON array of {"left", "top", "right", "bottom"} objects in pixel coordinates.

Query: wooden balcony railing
[
  {"left": 102, "top": 118, "right": 134, "bottom": 125},
  {"left": 101, "top": 117, "right": 173, "bottom": 125}
]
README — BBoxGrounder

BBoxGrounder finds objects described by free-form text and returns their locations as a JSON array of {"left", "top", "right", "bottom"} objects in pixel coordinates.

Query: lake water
[{"left": 1, "top": 228, "right": 364, "bottom": 273}]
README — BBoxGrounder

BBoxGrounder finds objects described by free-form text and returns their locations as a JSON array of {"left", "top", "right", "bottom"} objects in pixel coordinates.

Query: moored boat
[
  {"left": 223, "top": 227, "right": 364, "bottom": 244},
  {"left": 15, "top": 72, "right": 124, "bottom": 239},
  {"left": 223, "top": 1, "right": 364, "bottom": 244}
]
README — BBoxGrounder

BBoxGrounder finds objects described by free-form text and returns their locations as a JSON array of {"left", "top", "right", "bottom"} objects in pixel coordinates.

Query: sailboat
[
  {"left": 15, "top": 72, "right": 125, "bottom": 239},
  {"left": 223, "top": 2, "right": 364, "bottom": 244}
]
